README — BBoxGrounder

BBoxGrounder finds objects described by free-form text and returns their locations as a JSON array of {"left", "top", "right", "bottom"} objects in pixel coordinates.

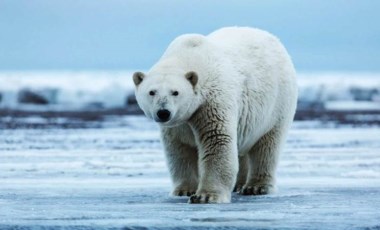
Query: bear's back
[
  {"left": 207, "top": 27, "right": 295, "bottom": 87},
  {"left": 207, "top": 27, "right": 285, "bottom": 63}
]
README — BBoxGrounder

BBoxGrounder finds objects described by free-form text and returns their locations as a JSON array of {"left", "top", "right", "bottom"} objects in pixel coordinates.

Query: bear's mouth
[
  {"left": 154, "top": 117, "right": 170, "bottom": 123},
  {"left": 154, "top": 118, "right": 183, "bottom": 128},
  {"left": 155, "top": 109, "right": 171, "bottom": 123}
]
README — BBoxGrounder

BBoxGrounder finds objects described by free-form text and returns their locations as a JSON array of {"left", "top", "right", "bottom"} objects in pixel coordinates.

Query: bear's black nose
[{"left": 156, "top": 109, "right": 171, "bottom": 122}]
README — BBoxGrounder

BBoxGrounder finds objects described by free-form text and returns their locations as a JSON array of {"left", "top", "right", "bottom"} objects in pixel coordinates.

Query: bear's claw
[
  {"left": 239, "top": 184, "right": 274, "bottom": 195},
  {"left": 189, "top": 194, "right": 210, "bottom": 204},
  {"left": 188, "top": 190, "right": 230, "bottom": 204},
  {"left": 172, "top": 188, "right": 196, "bottom": 197},
  {"left": 233, "top": 184, "right": 244, "bottom": 193},
  {"left": 177, "top": 190, "right": 195, "bottom": 196}
]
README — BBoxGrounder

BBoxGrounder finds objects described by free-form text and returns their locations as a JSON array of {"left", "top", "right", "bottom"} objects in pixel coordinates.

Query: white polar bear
[{"left": 133, "top": 27, "right": 297, "bottom": 203}]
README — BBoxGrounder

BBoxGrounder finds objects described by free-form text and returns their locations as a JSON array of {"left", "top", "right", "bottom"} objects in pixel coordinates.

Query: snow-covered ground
[
  {"left": 1, "top": 71, "right": 380, "bottom": 111},
  {"left": 0, "top": 116, "right": 379, "bottom": 229}
]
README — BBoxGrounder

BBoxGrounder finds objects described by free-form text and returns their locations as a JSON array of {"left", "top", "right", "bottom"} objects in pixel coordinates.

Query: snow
[
  {"left": 325, "top": 101, "right": 380, "bottom": 111},
  {"left": 0, "top": 71, "right": 135, "bottom": 109},
  {"left": 1, "top": 116, "right": 380, "bottom": 229},
  {"left": 1, "top": 71, "right": 380, "bottom": 111}
]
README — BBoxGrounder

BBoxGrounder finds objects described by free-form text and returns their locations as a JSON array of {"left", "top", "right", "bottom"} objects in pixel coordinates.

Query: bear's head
[{"left": 133, "top": 70, "right": 200, "bottom": 127}]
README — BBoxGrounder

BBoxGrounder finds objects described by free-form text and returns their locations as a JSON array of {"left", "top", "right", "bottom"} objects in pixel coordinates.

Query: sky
[{"left": 0, "top": 0, "right": 379, "bottom": 72}]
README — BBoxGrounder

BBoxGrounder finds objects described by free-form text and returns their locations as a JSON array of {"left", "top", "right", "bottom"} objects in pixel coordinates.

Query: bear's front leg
[
  {"left": 161, "top": 128, "right": 199, "bottom": 197},
  {"left": 188, "top": 104, "right": 238, "bottom": 204}
]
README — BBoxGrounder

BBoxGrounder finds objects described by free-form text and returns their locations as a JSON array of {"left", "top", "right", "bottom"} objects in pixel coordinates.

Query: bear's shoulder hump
[{"left": 172, "top": 34, "right": 206, "bottom": 48}]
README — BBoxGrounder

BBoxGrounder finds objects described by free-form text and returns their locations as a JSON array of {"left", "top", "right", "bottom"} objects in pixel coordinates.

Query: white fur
[{"left": 133, "top": 27, "right": 297, "bottom": 203}]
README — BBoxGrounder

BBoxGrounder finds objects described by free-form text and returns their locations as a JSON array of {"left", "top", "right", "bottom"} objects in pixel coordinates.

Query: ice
[{"left": 0, "top": 116, "right": 379, "bottom": 229}]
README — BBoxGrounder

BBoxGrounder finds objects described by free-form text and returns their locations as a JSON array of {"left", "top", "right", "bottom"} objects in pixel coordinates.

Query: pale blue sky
[{"left": 0, "top": 0, "right": 379, "bottom": 71}]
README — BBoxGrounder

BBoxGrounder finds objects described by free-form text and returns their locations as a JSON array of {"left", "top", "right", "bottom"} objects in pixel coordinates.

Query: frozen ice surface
[{"left": 0, "top": 116, "right": 380, "bottom": 229}]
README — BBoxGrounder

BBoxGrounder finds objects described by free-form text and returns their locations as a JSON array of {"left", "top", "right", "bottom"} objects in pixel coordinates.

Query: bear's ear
[
  {"left": 185, "top": 71, "right": 198, "bottom": 87},
  {"left": 133, "top": 72, "right": 145, "bottom": 86}
]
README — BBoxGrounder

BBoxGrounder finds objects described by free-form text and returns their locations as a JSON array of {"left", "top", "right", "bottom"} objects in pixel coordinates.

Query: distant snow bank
[
  {"left": 297, "top": 72, "right": 380, "bottom": 110},
  {"left": 0, "top": 71, "right": 379, "bottom": 111},
  {"left": 0, "top": 71, "right": 135, "bottom": 110}
]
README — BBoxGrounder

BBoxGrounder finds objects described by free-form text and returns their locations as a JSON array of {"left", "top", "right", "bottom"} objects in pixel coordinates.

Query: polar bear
[{"left": 133, "top": 27, "right": 297, "bottom": 204}]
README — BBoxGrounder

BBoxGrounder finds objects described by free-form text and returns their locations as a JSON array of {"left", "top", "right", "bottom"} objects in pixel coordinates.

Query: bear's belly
[
  {"left": 237, "top": 130, "right": 262, "bottom": 156},
  {"left": 236, "top": 95, "right": 275, "bottom": 155}
]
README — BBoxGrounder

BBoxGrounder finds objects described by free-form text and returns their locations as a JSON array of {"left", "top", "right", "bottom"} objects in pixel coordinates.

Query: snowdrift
[{"left": 0, "top": 71, "right": 379, "bottom": 112}]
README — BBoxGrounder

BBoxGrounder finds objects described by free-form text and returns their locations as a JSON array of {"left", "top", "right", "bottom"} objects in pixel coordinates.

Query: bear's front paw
[
  {"left": 172, "top": 188, "right": 196, "bottom": 197},
  {"left": 239, "top": 184, "right": 274, "bottom": 195},
  {"left": 172, "top": 184, "right": 197, "bottom": 197},
  {"left": 188, "top": 191, "right": 230, "bottom": 204}
]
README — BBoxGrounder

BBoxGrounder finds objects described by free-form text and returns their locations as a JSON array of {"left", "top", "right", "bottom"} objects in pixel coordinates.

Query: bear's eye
[
  {"left": 172, "top": 91, "right": 179, "bottom": 96},
  {"left": 149, "top": 90, "right": 156, "bottom": 96}
]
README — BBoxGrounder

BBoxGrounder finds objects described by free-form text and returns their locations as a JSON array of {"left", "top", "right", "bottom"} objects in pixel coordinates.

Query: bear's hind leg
[
  {"left": 240, "top": 125, "right": 286, "bottom": 195},
  {"left": 233, "top": 154, "right": 249, "bottom": 193}
]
